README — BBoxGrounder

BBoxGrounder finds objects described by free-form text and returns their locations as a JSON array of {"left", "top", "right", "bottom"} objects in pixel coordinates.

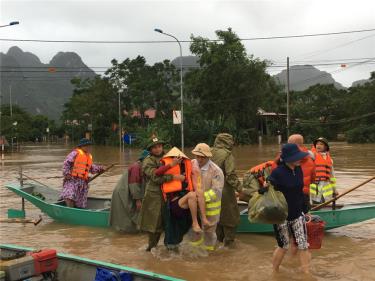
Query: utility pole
[
  {"left": 118, "top": 92, "right": 122, "bottom": 154},
  {"left": 0, "top": 89, "right": 3, "bottom": 160},
  {"left": 154, "top": 28, "right": 184, "bottom": 151},
  {"left": 286, "top": 57, "right": 290, "bottom": 138},
  {"left": 9, "top": 85, "right": 12, "bottom": 118}
]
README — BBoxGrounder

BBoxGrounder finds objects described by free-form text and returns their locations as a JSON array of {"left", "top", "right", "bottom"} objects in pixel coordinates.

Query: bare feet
[
  {"left": 192, "top": 222, "right": 202, "bottom": 233},
  {"left": 202, "top": 218, "right": 215, "bottom": 227}
]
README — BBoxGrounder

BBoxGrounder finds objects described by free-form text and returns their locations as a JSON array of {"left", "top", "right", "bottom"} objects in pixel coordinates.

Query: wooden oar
[
  {"left": 311, "top": 176, "right": 375, "bottom": 211},
  {"left": 0, "top": 215, "right": 42, "bottom": 226},
  {"left": 22, "top": 173, "right": 51, "bottom": 188},
  {"left": 88, "top": 163, "right": 117, "bottom": 183},
  {"left": 45, "top": 163, "right": 123, "bottom": 179}
]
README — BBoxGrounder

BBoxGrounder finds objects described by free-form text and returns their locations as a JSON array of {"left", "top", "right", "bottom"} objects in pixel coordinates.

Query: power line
[
  {"left": 296, "top": 33, "right": 375, "bottom": 60},
  {"left": 2, "top": 57, "right": 374, "bottom": 69},
  {"left": 1, "top": 28, "right": 375, "bottom": 44},
  {"left": 294, "top": 112, "right": 375, "bottom": 125},
  {"left": 289, "top": 58, "right": 375, "bottom": 88},
  {"left": 1, "top": 60, "right": 374, "bottom": 74}
]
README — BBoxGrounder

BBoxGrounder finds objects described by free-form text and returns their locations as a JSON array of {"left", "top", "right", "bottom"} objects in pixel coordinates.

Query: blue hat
[
  {"left": 281, "top": 143, "right": 309, "bottom": 163},
  {"left": 138, "top": 150, "right": 149, "bottom": 161},
  {"left": 77, "top": 138, "right": 92, "bottom": 147}
]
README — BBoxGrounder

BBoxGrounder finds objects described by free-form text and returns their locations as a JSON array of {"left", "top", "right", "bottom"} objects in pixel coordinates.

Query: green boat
[
  {"left": 4, "top": 182, "right": 375, "bottom": 232},
  {"left": 0, "top": 244, "right": 184, "bottom": 281}
]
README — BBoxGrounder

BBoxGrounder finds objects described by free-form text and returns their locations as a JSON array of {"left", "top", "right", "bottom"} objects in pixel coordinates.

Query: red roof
[{"left": 131, "top": 109, "right": 156, "bottom": 119}]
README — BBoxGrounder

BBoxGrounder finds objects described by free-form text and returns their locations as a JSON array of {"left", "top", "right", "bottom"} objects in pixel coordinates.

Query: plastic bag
[{"left": 248, "top": 185, "right": 288, "bottom": 224}]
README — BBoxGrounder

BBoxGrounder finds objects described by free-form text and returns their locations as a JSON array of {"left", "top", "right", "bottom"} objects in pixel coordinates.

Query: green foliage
[
  {"left": 185, "top": 28, "right": 284, "bottom": 142},
  {"left": 0, "top": 105, "right": 57, "bottom": 142},
  {"left": 346, "top": 124, "right": 375, "bottom": 143},
  {"left": 289, "top": 74, "right": 375, "bottom": 143},
  {"left": 60, "top": 28, "right": 375, "bottom": 146}
]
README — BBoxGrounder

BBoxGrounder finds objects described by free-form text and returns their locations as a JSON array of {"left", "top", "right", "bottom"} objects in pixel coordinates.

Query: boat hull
[
  {"left": 237, "top": 202, "right": 375, "bottom": 233},
  {"left": 5, "top": 183, "right": 375, "bottom": 233},
  {"left": 5, "top": 183, "right": 110, "bottom": 227},
  {"left": 0, "top": 244, "right": 184, "bottom": 281}
]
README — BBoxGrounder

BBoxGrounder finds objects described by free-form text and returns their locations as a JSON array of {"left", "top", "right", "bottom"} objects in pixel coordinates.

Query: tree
[{"left": 185, "top": 28, "right": 284, "bottom": 141}]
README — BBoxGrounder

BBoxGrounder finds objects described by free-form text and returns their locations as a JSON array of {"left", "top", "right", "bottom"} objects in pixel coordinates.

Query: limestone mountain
[
  {"left": 0, "top": 46, "right": 96, "bottom": 120},
  {"left": 171, "top": 56, "right": 199, "bottom": 74},
  {"left": 273, "top": 65, "right": 344, "bottom": 91},
  {"left": 351, "top": 78, "right": 372, "bottom": 87}
]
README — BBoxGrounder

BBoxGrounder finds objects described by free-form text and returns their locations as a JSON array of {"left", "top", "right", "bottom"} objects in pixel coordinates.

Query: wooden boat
[
  {"left": 0, "top": 244, "right": 184, "bottom": 281},
  {"left": 5, "top": 182, "right": 375, "bottom": 232},
  {"left": 237, "top": 201, "right": 375, "bottom": 233},
  {"left": 5, "top": 182, "right": 110, "bottom": 228}
]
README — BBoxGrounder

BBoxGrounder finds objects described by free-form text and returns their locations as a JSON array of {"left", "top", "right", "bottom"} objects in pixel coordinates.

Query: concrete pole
[
  {"left": 286, "top": 57, "right": 290, "bottom": 138},
  {"left": 118, "top": 92, "right": 122, "bottom": 154}
]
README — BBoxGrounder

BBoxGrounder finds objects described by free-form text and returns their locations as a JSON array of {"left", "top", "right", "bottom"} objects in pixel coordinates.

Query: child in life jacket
[
  {"left": 156, "top": 147, "right": 212, "bottom": 234},
  {"left": 310, "top": 137, "right": 337, "bottom": 204}
]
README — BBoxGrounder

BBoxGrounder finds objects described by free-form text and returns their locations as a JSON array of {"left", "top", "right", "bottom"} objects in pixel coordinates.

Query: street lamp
[
  {"left": 154, "top": 28, "right": 184, "bottom": 151},
  {"left": 0, "top": 21, "right": 19, "bottom": 28},
  {"left": 0, "top": 21, "right": 19, "bottom": 159}
]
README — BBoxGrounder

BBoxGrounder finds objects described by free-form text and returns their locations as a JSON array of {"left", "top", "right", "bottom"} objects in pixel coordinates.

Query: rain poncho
[
  {"left": 190, "top": 159, "right": 224, "bottom": 251},
  {"left": 211, "top": 133, "right": 242, "bottom": 228},
  {"left": 109, "top": 161, "right": 145, "bottom": 233}
]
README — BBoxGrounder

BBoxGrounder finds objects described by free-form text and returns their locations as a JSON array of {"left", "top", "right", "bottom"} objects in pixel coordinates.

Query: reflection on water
[{"left": 0, "top": 143, "right": 374, "bottom": 281}]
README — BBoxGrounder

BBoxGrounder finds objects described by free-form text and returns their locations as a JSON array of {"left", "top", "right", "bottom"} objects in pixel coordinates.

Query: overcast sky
[{"left": 1, "top": 0, "right": 374, "bottom": 87}]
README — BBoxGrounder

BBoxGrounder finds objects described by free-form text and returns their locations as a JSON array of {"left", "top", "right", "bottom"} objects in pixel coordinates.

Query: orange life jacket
[
  {"left": 250, "top": 147, "right": 314, "bottom": 196},
  {"left": 160, "top": 157, "right": 193, "bottom": 199},
  {"left": 249, "top": 161, "right": 275, "bottom": 186},
  {"left": 299, "top": 147, "right": 316, "bottom": 195},
  {"left": 311, "top": 147, "right": 332, "bottom": 182},
  {"left": 71, "top": 148, "right": 93, "bottom": 180}
]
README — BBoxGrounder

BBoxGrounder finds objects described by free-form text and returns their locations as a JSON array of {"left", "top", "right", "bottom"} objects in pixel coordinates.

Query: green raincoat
[
  {"left": 109, "top": 171, "right": 140, "bottom": 232},
  {"left": 211, "top": 133, "right": 243, "bottom": 228},
  {"left": 139, "top": 154, "right": 173, "bottom": 233}
]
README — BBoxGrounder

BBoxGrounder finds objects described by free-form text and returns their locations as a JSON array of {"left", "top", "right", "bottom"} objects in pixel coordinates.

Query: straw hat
[
  {"left": 164, "top": 147, "right": 189, "bottom": 159},
  {"left": 191, "top": 143, "right": 212, "bottom": 157}
]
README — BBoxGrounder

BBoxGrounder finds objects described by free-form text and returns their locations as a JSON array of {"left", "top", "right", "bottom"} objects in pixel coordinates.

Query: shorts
[{"left": 273, "top": 215, "right": 309, "bottom": 250}]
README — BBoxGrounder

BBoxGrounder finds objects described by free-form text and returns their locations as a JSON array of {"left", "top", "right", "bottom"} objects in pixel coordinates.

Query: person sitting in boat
[
  {"left": 310, "top": 137, "right": 338, "bottom": 204},
  {"left": 109, "top": 150, "right": 149, "bottom": 233},
  {"left": 139, "top": 137, "right": 185, "bottom": 251},
  {"left": 60, "top": 138, "right": 104, "bottom": 208},
  {"left": 190, "top": 143, "right": 224, "bottom": 251},
  {"left": 264, "top": 143, "right": 311, "bottom": 274},
  {"left": 155, "top": 147, "right": 213, "bottom": 250},
  {"left": 242, "top": 134, "right": 315, "bottom": 213}
]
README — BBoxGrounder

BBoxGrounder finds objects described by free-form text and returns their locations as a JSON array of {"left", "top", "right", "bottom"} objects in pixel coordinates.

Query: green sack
[{"left": 248, "top": 185, "right": 288, "bottom": 224}]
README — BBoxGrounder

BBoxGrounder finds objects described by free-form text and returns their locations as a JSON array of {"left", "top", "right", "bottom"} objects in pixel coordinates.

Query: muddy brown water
[{"left": 0, "top": 143, "right": 374, "bottom": 281}]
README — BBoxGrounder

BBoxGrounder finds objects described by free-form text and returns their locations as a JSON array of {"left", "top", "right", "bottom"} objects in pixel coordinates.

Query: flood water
[{"left": 0, "top": 143, "right": 374, "bottom": 281}]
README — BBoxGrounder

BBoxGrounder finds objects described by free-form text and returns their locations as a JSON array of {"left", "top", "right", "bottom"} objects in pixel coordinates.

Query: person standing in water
[
  {"left": 266, "top": 143, "right": 311, "bottom": 274},
  {"left": 109, "top": 150, "right": 149, "bottom": 233}
]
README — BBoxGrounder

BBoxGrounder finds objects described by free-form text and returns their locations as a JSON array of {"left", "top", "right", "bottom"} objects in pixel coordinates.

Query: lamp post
[
  {"left": 0, "top": 21, "right": 19, "bottom": 28},
  {"left": 154, "top": 28, "right": 184, "bottom": 151},
  {"left": 0, "top": 21, "right": 19, "bottom": 158}
]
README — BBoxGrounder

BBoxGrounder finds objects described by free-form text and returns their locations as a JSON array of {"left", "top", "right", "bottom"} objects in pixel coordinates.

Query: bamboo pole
[{"left": 0, "top": 215, "right": 42, "bottom": 225}]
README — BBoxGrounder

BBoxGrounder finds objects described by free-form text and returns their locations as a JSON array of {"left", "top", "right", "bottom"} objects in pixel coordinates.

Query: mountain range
[
  {"left": 1, "top": 48, "right": 371, "bottom": 120},
  {"left": 0, "top": 46, "right": 96, "bottom": 120}
]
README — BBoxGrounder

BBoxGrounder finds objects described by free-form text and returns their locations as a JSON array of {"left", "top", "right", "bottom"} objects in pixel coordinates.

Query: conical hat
[{"left": 164, "top": 147, "right": 189, "bottom": 159}]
